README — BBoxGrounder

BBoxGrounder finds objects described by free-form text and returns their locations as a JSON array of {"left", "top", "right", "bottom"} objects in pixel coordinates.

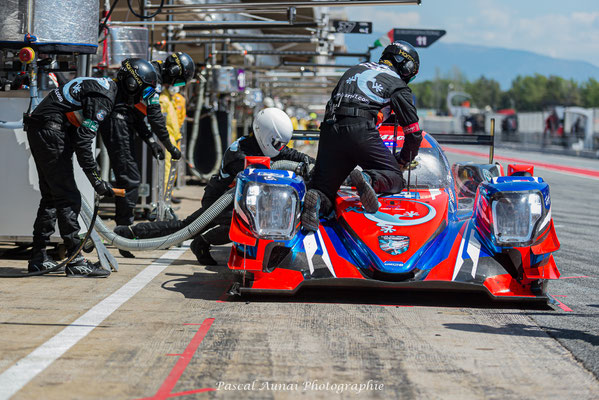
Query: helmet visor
[
  {"left": 142, "top": 86, "right": 156, "bottom": 100},
  {"left": 271, "top": 138, "right": 286, "bottom": 152}
]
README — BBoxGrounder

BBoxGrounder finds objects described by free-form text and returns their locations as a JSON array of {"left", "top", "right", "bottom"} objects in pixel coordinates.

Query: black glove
[
  {"left": 84, "top": 169, "right": 114, "bottom": 197},
  {"left": 149, "top": 142, "right": 165, "bottom": 160},
  {"left": 296, "top": 162, "right": 315, "bottom": 180},
  {"left": 94, "top": 180, "right": 115, "bottom": 197},
  {"left": 295, "top": 162, "right": 309, "bottom": 178},
  {"left": 166, "top": 144, "right": 182, "bottom": 160},
  {"left": 303, "top": 154, "right": 316, "bottom": 164},
  {"left": 397, "top": 130, "right": 423, "bottom": 166}
]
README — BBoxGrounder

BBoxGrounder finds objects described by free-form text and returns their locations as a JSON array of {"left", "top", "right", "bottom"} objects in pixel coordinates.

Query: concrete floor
[{"left": 0, "top": 146, "right": 598, "bottom": 400}]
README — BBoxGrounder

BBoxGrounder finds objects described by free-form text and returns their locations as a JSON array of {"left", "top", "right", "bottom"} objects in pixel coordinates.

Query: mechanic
[
  {"left": 161, "top": 84, "right": 186, "bottom": 204},
  {"left": 301, "top": 41, "right": 423, "bottom": 232},
  {"left": 24, "top": 58, "right": 159, "bottom": 277},
  {"left": 100, "top": 52, "right": 195, "bottom": 233},
  {"left": 114, "top": 108, "right": 314, "bottom": 265},
  {"left": 158, "top": 76, "right": 183, "bottom": 203}
]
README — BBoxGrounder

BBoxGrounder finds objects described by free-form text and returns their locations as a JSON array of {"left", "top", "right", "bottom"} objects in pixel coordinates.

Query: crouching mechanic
[
  {"left": 24, "top": 58, "right": 159, "bottom": 277},
  {"left": 302, "top": 41, "right": 423, "bottom": 232},
  {"left": 100, "top": 53, "right": 194, "bottom": 229},
  {"left": 114, "top": 108, "right": 314, "bottom": 265}
]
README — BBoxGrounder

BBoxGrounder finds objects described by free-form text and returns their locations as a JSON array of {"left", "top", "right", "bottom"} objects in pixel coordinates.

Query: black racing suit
[
  {"left": 99, "top": 93, "right": 176, "bottom": 226},
  {"left": 310, "top": 62, "right": 422, "bottom": 207},
  {"left": 128, "top": 135, "right": 313, "bottom": 245},
  {"left": 25, "top": 77, "right": 117, "bottom": 256}
]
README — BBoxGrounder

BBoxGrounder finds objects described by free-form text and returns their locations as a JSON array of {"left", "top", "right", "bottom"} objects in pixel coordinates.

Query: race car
[{"left": 226, "top": 124, "right": 561, "bottom": 302}]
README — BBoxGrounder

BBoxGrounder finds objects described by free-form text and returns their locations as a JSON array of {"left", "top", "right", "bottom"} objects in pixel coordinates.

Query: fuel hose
[{"left": 83, "top": 160, "right": 303, "bottom": 251}]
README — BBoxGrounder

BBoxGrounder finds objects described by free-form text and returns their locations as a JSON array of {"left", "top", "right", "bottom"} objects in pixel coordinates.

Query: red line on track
[
  {"left": 553, "top": 298, "right": 573, "bottom": 312},
  {"left": 135, "top": 318, "right": 215, "bottom": 400},
  {"left": 443, "top": 146, "right": 599, "bottom": 179}
]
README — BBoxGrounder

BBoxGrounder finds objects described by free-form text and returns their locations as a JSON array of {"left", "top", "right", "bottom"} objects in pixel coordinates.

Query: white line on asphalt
[{"left": 0, "top": 244, "right": 190, "bottom": 400}]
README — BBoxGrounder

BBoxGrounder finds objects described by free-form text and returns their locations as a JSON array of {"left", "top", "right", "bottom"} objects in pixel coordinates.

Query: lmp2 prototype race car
[{"left": 226, "top": 123, "right": 561, "bottom": 302}]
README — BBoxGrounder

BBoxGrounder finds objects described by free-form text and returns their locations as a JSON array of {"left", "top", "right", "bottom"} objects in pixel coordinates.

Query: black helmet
[
  {"left": 117, "top": 58, "right": 159, "bottom": 104},
  {"left": 379, "top": 41, "right": 420, "bottom": 84},
  {"left": 162, "top": 52, "right": 195, "bottom": 86}
]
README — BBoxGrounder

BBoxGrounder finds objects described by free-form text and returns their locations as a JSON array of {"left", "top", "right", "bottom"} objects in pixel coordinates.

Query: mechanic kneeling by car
[
  {"left": 302, "top": 41, "right": 424, "bottom": 232},
  {"left": 114, "top": 108, "right": 314, "bottom": 265}
]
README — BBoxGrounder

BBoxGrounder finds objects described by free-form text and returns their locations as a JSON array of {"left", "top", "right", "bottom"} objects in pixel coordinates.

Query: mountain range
[{"left": 342, "top": 35, "right": 599, "bottom": 89}]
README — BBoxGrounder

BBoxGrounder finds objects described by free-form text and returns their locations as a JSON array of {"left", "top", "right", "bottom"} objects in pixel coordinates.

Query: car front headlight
[
  {"left": 492, "top": 192, "right": 543, "bottom": 246},
  {"left": 474, "top": 177, "right": 552, "bottom": 248},
  {"left": 241, "top": 182, "right": 300, "bottom": 240}
]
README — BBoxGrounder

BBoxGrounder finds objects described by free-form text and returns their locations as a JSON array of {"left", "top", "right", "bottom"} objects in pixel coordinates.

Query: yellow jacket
[
  {"left": 159, "top": 90, "right": 181, "bottom": 143},
  {"left": 173, "top": 92, "right": 187, "bottom": 128},
  {"left": 160, "top": 90, "right": 181, "bottom": 189}
]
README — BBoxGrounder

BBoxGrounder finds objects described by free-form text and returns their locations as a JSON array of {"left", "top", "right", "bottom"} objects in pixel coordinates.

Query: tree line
[{"left": 411, "top": 69, "right": 599, "bottom": 113}]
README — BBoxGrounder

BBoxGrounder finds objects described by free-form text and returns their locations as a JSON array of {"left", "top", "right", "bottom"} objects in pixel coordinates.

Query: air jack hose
[
  {"left": 82, "top": 160, "right": 303, "bottom": 251},
  {"left": 83, "top": 188, "right": 234, "bottom": 251}
]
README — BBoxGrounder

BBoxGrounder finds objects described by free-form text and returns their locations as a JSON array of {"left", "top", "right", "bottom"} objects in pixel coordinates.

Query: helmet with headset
[
  {"left": 379, "top": 41, "right": 420, "bottom": 84},
  {"left": 116, "top": 58, "right": 159, "bottom": 104},
  {"left": 161, "top": 52, "right": 195, "bottom": 86}
]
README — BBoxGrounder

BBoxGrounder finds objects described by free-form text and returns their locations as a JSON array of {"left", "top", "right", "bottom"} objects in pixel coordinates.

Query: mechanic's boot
[
  {"left": 301, "top": 189, "right": 321, "bottom": 232},
  {"left": 28, "top": 249, "right": 64, "bottom": 274},
  {"left": 350, "top": 170, "right": 379, "bottom": 213},
  {"left": 65, "top": 254, "right": 110, "bottom": 278},
  {"left": 114, "top": 225, "right": 135, "bottom": 239},
  {"left": 113, "top": 226, "right": 136, "bottom": 258},
  {"left": 190, "top": 236, "right": 217, "bottom": 266}
]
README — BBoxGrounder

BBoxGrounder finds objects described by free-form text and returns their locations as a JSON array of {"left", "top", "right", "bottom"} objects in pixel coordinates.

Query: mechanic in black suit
[{"left": 302, "top": 41, "right": 423, "bottom": 232}]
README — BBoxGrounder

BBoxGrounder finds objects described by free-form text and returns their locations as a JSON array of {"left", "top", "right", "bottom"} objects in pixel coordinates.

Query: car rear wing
[{"left": 292, "top": 118, "right": 497, "bottom": 163}]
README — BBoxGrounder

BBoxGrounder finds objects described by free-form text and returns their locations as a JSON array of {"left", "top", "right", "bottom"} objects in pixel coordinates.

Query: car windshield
[{"left": 401, "top": 147, "right": 452, "bottom": 190}]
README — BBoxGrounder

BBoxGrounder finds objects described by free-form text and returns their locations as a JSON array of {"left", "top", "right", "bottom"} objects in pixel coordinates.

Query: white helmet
[
  {"left": 253, "top": 108, "right": 294, "bottom": 157},
  {"left": 263, "top": 96, "right": 275, "bottom": 108}
]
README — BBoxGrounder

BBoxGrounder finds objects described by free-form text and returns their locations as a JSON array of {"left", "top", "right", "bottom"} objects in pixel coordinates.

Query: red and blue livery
[{"left": 227, "top": 126, "right": 560, "bottom": 302}]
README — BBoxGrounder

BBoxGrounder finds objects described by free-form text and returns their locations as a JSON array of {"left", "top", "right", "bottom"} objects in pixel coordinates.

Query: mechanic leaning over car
[
  {"left": 302, "top": 41, "right": 423, "bottom": 232},
  {"left": 99, "top": 52, "right": 194, "bottom": 235},
  {"left": 114, "top": 108, "right": 314, "bottom": 265},
  {"left": 23, "top": 58, "right": 159, "bottom": 277}
]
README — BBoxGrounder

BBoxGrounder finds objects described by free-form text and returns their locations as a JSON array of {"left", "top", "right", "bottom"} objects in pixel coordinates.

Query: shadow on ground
[
  {"left": 443, "top": 322, "right": 599, "bottom": 346},
  {"left": 159, "top": 268, "right": 554, "bottom": 311}
]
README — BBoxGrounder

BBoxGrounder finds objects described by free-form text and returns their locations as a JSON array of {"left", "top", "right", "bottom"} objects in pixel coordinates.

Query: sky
[{"left": 345, "top": 0, "right": 599, "bottom": 67}]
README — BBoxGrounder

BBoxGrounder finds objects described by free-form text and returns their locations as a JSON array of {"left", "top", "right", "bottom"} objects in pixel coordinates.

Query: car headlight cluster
[
  {"left": 234, "top": 169, "right": 304, "bottom": 240},
  {"left": 491, "top": 192, "right": 544, "bottom": 246},
  {"left": 474, "top": 178, "right": 551, "bottom": 247},
  {"left": 243, "top": 182, "right": 300, "bottom": 239}
]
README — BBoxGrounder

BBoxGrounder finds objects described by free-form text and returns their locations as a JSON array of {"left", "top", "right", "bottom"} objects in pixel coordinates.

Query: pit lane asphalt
[
  {"left": 445, "top": 146, "right": 599, "bottom": 378},
  {"left": 0, "top": 145, "right": 597, "bottom": 399}
]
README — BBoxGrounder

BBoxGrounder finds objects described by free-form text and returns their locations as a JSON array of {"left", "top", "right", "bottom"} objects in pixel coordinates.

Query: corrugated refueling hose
[{"left": 82, "top": 160, "right": 303, "bottom": 251}]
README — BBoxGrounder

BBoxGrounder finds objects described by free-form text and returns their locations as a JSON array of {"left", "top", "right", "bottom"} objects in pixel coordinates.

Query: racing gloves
[
  {"left": 165, "top": 142, "right": 182, "bottom": 160},
  {"left": 397, "top": 130, "right": 423, "bottom": 167},
  {"left": 84, "top": 169, "right": 115, "bottom": 197},
  {"left": 294, "top": 155, "right": 316, "bottom": 180},
  {"left": 148, "top": 141, "right": 165, "bottom": 160}
]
